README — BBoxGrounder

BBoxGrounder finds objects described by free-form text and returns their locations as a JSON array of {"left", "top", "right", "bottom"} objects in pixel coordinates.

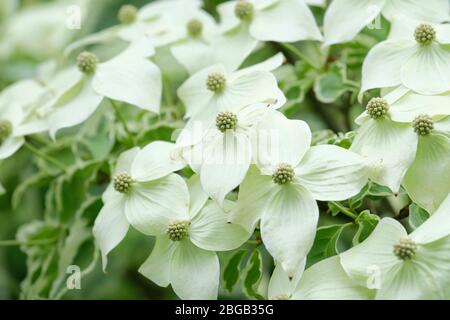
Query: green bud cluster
[
  {"left": 414, "top": 24, "right": 436, "bottom": 46},
  {"left": 77, "top": 51, "right": 98, "bottom": 75},
  {"left": 0, "top": 120, "right": 12, "bottom": 146},
  {"left": 413, "top": 114, "right": 434, "bottom": 136},
  {"left": 206, "top": 73, "right": 227, "bottom": 93},
  {"left": 366, "top": 97, "right": 389, "bottom": 119},
  {"left": 272, "top": 163, "right": 295, "bottom": 185},
  {"left": 235, "top": 1, "right": 254, "bottom": 21},
  {"left": 118, "top": 4, "right": 138, "bottom": 24},
  {"left": 187, "top": 19, "right": 203, "bottom": 37},
  {"left": 216, "top": 111, "right": 238, "bottom": 132},
  {"left": 393, "top": 238, "right": 417, "bottom": 260},
  {"left": 113, "top": 172, "right": 133, "bottom": 194},
  {"left": 167, "top": 221, "right": 190, "bottom": 241}
]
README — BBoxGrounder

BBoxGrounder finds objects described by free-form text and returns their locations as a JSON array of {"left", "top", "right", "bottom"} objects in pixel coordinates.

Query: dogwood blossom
[
  {"left": 360, "top": 18, "right": 450, "bottom": 96},
  {"left": 93, "top": 142, "right": 185, "bottom": 269},
  {"left": 268, "top": 257, "right": 374, "bottom": 300},
  {"left": 218, "top": 0, "right": 323, "bottom": 43},
  {"left": 230, "top": 111, "right": 368, "bottom": 275},
  {"left": 351, "top": 87, "right": 450, "bottom": 212},
  {"left": 340, "top": 194, "right": 450, "bottom": 299},
  {"left": 323, "top": 0, "right": 450, "bottom": 46},
  {"left": 138, "top": 175, "right": 250, "bottom": 300}
]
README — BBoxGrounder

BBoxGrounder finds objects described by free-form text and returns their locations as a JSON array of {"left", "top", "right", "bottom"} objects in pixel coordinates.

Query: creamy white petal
[
  {"left": 292, "top": 256, "right": 374, "bottom": 300},
  {"left": 268, "top": 259, "right": 305, "bottom": 299},
  {"left": 403, "top": 134, "right": 450, "bottom": 214},
  {"left": 382, "top": 0, "right": 450, "bottom": 23},
  {"left": 229, "top": 166, "right": 274, "bottom": 233},
  {"left": 250, "top": 0, "right": 322, "bottom": 42},
  {"left": 261, "top": 183, "right": 319, "bottom": 276},
  {"left": 323, "top": 0, "right": 385, "bottom": 46},
  {"left": 360, "top": 40, "right": 416, "bottom": 96},
  {"left": 350, "top": 118, "right": 418, "bottom": 193},
  {"left": 295, "top": 145, "right": 368, "bottom": 201},
  {"left": 114, "top": 147, "right": 140, "bottom": 176},
  {"left": 138, "top": 235, "right": 177, "bottom": 287},
  {"left": 0, "top": 136, "right": 25, "bottom": 160},
  {"left": 340, "top": 218, "right": 405, "bottom": 285},
  {"left": 217, "top": 0, "right": 241, "bottom": 32},
  {"left": 93, "top": 195, "right": 128, "bottom": 271},
  {"left": 190, "top": 200, "right": 250, "bottom": 251},
  {"left": 253, "top": 111, "right": 311, "bottom": 173},
  {"left": 200, "top": 131, "right": 252, "bottom": 205},
  {"left": 233, "top": 53, "right": 285, "bottom": 78},
  {"left": 187, "top": 174, "right": 209, "bottom": 219},
  {"left": 131, "top": 141, "right": 185, "bottom": 182},
  {"left": 170, "top": 239, "right": 220, "bottom": 300},
  {"left": 401, "top": 44, "right": 450, "bottom": 95},
  {"left": 93, "top": 54, "right": 162, "bottom": 113},
  {"left": 125, "top": 174, "right": 190, "bottom": 235}
]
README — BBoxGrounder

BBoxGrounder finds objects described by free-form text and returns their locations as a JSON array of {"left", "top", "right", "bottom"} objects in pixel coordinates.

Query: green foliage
[
  {"left": 242, "top": 249, "right": 264, "bottom": 300},
  {"left": 223, "top": 249, "right": 246, "bottom": 293},
  {"left": 408, "top": 203, "right": 429, "bottom": 229}
]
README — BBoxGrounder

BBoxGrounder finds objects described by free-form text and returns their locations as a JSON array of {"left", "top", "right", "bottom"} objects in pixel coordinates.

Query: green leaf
[
  {"left": 408, "top": 203, "right": 429, "bottom": 229},
  {"left": 314, "top": 63, "right": 348, "bottom": 103},
  {"left": 223, "top": 249, "right": 246, "bottom": 293},
  {"left": 367, "top": 182, "right": 393, "bottom": 199},
  {"left": 12, "top": 172, "right": 53, "bottom": 209},
  {"left": 307, "top": 223, "right": 351, "bottom": 267},
  {"left": 352, "top": 210, "right": 380, "bottom": 245},
  {"left": 242, "top": 249, "right": 264, "bottom": 300}
]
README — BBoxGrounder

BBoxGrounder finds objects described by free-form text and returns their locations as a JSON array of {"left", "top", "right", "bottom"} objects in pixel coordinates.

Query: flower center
[
  {"left": 413, "top": 114, "right": 434, "bottom": 136},
  {"left": 187, "top": 19, "right": 203, "bottom": 37},
  {"left": 272, "top": 163, "right": 295, "bottom": 185},
  {"left": 206, "top": 73, "right": 226, "bottom": 93},
  {"left": 113, "top": 172, "right": 133, "bottom": 194},
  {"left": 366, "top": 97, "right": 389, "bottom": 119},
  {"left": 118, "top": 4, "right": 138, "bottom": 24},
  {"left": 235, "top": 0, "right": 254, "bottom": 21},
  {"left": 0, "top": 120, "right": 12, "bottom": 146},
  {"left": 414, "top": 24, "right": 436, "bottom": 46},
  {"left": 216, "top": 111, "right": 238, "bottom": 132},
  {"left": 167, "top": 221, "right": 190, "bottom": 241},
  {"left": 393, "top": 238, "right": 417, "bottom": 260},
  {"left": 77, "top": 51, "right": 98, "bottom": 75},
  {"left": 271, "top": 294, "right": 290, "bottom": 300}
]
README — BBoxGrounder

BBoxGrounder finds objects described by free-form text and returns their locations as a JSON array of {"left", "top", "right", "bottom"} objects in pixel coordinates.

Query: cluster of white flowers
[{"left": 1, "top": 0, "right": 449, "bottom": 300}]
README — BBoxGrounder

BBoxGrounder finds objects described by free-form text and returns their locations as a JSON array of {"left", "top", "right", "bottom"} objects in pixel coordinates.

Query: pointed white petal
[
  {"left": 268, "top": 259, "right": 305, "bottom": 299},
  {"left": 261, "top": 184, "right": 319, "bottom": 276},
  {"left": 139, "top": 235, "right": 177, "bottom": 287},
  {"left": 125, "top": 174, "right": 190, "bottom": 235},
  {"left": 170, "top": 240, "right": 220, "bottom": 300},
  {"left": 200, "top": 131, "right": 252, "bottom": 205},
  {"left": 323, "top": 0, "right": 384, "bottom": 46},
  {"left": 114, "top": 147, "right": 140, "bottom": 175},
  {"left": 403, "top": 134, "right": 450, "bottom": 214},
  {"left": 187, "top": 174, "right": 209, "bottom": 219},
  {"left": 382, "top": 0, "right": 450, "bottom": 23},
  {"left": 401, "top": 44, "right": 450, "bottom": 95},
  {"left": 93, "top": 54, "right": 162, "bottom": 113},
  {"left": 0, "top": 137, "right": 24, "bottom": 160},
  {"left": 295, "top": 145, "right": 368, "bottom": 201},
  {"left": 93, "top": 195, "right": 128, "bottom": 271},
  {"left": 350, "top": 118, "right": 418, "bottom": 193}
]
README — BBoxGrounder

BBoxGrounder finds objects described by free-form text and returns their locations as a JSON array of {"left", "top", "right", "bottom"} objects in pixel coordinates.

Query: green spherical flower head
[
  {"left": 413, "top": 114, "right": 434, "bottom": 136},
  {"left": 366, "top": 97, "right": 389, "bottom": 119},
  {"left": 414, "top": 24, "right": 436, "bottom": 46},
  {"left": 235, "top": 0, "right": 254, "bottom": 21},
  {"left": 393, "top": 238, "right": 417, "bottom": 260},
  {"left": 118, "top": 4, "right": 138, "bottom": 24},
  {"left": 272, "top": 163, "right": 295, "bottom": 185},
  {"left": 216, "top": 111, "right": 238, "bottom": 132},
  {"left": 77, "top": 51, "right": 98, "bottom": 75},
  {"left": 167, "top": 221, "right": 190, "bottom": 241},
  {"left": 0, "top": 120, "right": 12, "bottom": 146},
  {"left": 113, "top": 172, "right": 133, "bottom": 194},
  {"left": 206, "top": 73, "right": 226, "bottom": 93},
  {"left": 187, "top": 19, "right": 203, "bottom": 37}
]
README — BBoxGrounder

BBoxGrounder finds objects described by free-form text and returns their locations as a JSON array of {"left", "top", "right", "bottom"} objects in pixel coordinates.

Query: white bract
[
  {"left": 351, "top": 87, "right": 450, "bottom": 212},
  {"left": 323, "top": 0, "right": 450, "bottom": 46},
  {"left": 218, "top": 0, "right": 323, "bottom": 43},
  {"left": 340, "top": 194, "right": 450, "bottom": 299},
  {"left": 268, "top": 257, "right": 374, "bottom": 300},
  {"left": 138, "top": 175, "right": 250, "bottom": 300},
  {"left": 40, "top": 42, "right": 161, "bottom": 139},
  {"left": 230, "top": 111, "right": 369, "bottom": 275},
  {"left": 93, "top": 141, "right": 185, "bottom": 269},
  {"left": 360, "top": 18, "right": 450, "bottom": 96}
]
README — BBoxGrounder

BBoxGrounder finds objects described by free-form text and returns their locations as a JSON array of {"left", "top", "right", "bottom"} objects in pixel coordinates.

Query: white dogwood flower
[
  {"left": 351, "top": 87, "right": 450, "bottom": 212},
  {"left": 360, "top": 19, "right": 450, "bottom": 96},
  {"left": 0, "top": 79, "right": 48, "bottom": 159},
  {"left": 340, "top": 193, "right": 450, "bottom": 299},
  {"left": 323, "top": 0, "right": 450, "bottom": 46},
  {"left": 230, "top": 111, "right": 368, "bottom": 275},
  {"left": 218, "top": 0, "right": 322, "bottom": 42},
  {"left": 137, "top": 175, "right": 250, "bottom": 300},
  {"left": 41, "top": 41, "right": 161, "bottom": 139},
  {"left": 93, "top": 142, "right": 185, "bottom": 269},
  {"left": 177, "top": 53, "right": 284, "bottom": 119},
  {"left": 268, "top": 257, "right": 374, "bottom": 300}
]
